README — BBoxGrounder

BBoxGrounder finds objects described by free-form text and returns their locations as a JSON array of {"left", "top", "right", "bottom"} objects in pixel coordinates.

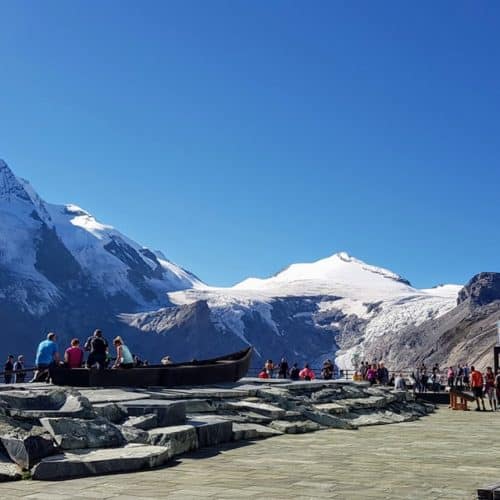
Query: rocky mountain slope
[{"left": 1, "top": 159, "right": 497, "bottom": 370}]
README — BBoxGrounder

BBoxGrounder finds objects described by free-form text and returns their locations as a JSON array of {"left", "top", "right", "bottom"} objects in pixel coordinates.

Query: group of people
[
  {"left": 257, "top": 358, "right": 335, "bottom": 381},
  {"left": 3, "top": 355, "right": 26, "bottom": 384},
  {"left": 356, "top": 361, "right": 390, "bottom": 385},
  {"left": 467, "top": 365, "right": 499, "bottom": 412},
  {"left": 30, "top": 330, "right": 137, "bottom": 382}
]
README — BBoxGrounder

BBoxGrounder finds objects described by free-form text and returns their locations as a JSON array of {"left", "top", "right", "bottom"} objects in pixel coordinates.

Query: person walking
[
  {"left": 13, "top": 355, "right": 25, "bottom": 383},
  {"left": 470, "top": 366, "right": 486, "bottom": 411},
  {"left": 289, "top": 363, "right": 300, "bottom": 381},
  {"left": 447, "top": 366, "right": 455, "bottom": 389},
  {"left": 4, "top": 355, "right": 14, "bottom": 384}
]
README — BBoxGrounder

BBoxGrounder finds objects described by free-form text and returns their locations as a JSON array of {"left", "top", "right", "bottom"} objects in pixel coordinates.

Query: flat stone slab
[
  {"left": 225, "top": 401, "right": 286, "bottom": 419},
  {"left": 8, "top": 393, "right": 95, "bottom": 420},
  {"left": 93, "top": 403, "right": 127, "bottom": 423},
  {"left": 348, "top": 411, "right": 414, "bottom": 427},
  {"left": 40, "top": 417, "right": 125, "bottom": 450},
  {"left": 312, "top": 402, "right": 348, "bottom": 415},
  {"left": 120, "top": 400, "right": 186, "bottom": 427},
  {"left": 146, "top": 387, "right": 253, "bottom": 399},
  {"left": 79, "top": 389, "right": 150, "bottom": 404},
  {"left": 148, "top": 425, "right": 199, "bottom": 455},
  {"left": 122, "top": 414, "right": 159, "bottom": 431},
  {"left": 232, "top": 423, "right": 283, "bottom": 441},
  {"left": 269, "top": 420, "right": 321, "bottom": 434},
  {"left": 340, "top": 396, "right": 389, "bottom": 410},
  {"left": 31, "top": 444, "right": 172, "bottom": 480},
  {"left": 187, "top": 416, "right": 233, "bottom": 448}
]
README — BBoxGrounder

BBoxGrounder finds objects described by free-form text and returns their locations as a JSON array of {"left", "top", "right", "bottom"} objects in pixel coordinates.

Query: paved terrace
[{"left": 1, "top": 406, "right": 498, "bottom": 499}]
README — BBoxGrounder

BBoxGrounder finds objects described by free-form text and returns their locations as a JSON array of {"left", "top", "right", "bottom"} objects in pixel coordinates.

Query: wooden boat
[{"left": 49, "top": 347, "right": 253, "bottom": 388}]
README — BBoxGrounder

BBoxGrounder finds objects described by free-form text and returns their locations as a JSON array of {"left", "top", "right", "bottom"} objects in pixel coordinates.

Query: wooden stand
[{"left": 450, "top": 391, "right": 469, "bottom": 410}]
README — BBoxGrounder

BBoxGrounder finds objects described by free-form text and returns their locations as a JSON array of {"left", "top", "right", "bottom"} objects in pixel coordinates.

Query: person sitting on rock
[
  {"left": 299, "top": 363, "right": 315, "bottom": 381},
  {"left": 64, "top": 338, "right": 84, "bottom": 369},
  {"left": 32, "top": 332, "right": 60, "bottom": 382},
  {"left": 112, "top": 336, "right": 134, "bottom": 369},
  {"left": 86, "top": 330, "right": 108, "bottom": 370},
  {"left": 258, "top": 366, "right": 269, "bottom": 379},
  {"left": 289, "top": 363, "right": 300, "bottom": 381},
  {"left": 470, "top": 366, "right": 486, "bottom": 411}
]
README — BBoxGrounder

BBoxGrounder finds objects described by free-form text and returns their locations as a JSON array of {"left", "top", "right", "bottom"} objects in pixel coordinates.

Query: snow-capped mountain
[
  {"left": 0, "top": 159, "right": 203, "bottom": 357},
  {"left": 160, "top": 252, "right": 461, "bottom": 368},
  {"left": 2, "top": 159, "right": 494, "bottom": 371},
  {"left": 0, "top": 159, "right": 201, "bottom": 313}
]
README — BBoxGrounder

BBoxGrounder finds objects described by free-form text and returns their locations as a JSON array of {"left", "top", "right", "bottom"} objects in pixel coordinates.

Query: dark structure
[
  {"left": 494, "top": 345, "right": 500, "bottom": 375},
  {"left": 50, "top": 347, "right": 253, "bottom": 387}
]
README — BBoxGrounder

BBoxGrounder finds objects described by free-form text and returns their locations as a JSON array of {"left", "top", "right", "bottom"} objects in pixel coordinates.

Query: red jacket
[{"left": 299, "top": 367, "right": 315, "bottom": 380}]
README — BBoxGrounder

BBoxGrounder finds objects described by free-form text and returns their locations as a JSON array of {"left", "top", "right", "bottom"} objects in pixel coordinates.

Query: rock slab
[
  {"left": 31, "top": 444, "right": 172, "bottom": 480},
  {"left": 40, "top": 417, "right": 125, "bottom": 450},
  {"left": 188, "top": 416, "right": 233, "bottom": 448},
  {"left": 148, "top": 425, "right": 199, "bottom": 455}
]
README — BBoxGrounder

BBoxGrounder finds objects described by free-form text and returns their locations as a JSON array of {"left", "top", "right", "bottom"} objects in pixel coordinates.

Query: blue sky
[{"left": 1, "top": 1, "right": 499, "bottom": 288}]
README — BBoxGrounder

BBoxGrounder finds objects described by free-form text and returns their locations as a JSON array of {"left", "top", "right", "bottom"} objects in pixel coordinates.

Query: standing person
[
  {"left": 377, "top": 362, "right": 389, "bottom": 385},
  {"left": 360, "top": 362, "right": 368, "bottom": 380},
  {"left": 64, "top": 339, "right": 84, "bottom": 369},
  {"left": 447, "top": 366, "right": 455, "bottom": 389},
  {"left": 322, "top": 359, "right": 334, "bottom": 380},
  {"left": 4, "top": 355, "right": 14, "bottom": 384},
  {"left": 299, "top": 363, "right": 315, "bottom": 381},
  {"left": 13, "top": 355, "right": 26, "bottom": 383},
  {"left": 112, "top": 337, "right": 134, "bottom": 369},
  {"left": 278, "top": 358, "right": 289, "bottom": 379},
  {"left": 470, "top": 366, "right": 486, "bottom": 411},
  {"left": 456, "top": 364, "right": 464, "bottom": 389},
  {"left": 394, "top": 372, "right": 406, "bottom": 391},
  {"left": 484, "top": 366, "right": 497, "bottom": 411},
  {"left": 463, "top": 364, "right": 470, "bottom": 389},
  {"left": 86, "top": 330, "right": 108, "bottom": 369},
  {"left": 366, "top": 364, "right": 378, "bottom": 386},
  {"left": 495, "top": 369, "right": 500, "bottom": 409},
  {"left": 32, "top": 333, "right": 60, "bottom": 382},
  {"left": 289, "top": 363, "right": 300, "bottom": 381}
]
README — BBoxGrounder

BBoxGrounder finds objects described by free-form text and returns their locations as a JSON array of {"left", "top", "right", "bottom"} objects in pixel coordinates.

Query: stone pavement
[{"left": 1, "top": 406, "right": 499, "bottom": 499}]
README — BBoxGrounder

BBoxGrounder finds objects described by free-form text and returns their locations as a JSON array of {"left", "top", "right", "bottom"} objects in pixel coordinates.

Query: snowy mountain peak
[
  {"left": 0, "top": 159, "right": 32, "bottom": 203},
  {"left": 233, "top": 251, "right": 413, "bottom": 300}
]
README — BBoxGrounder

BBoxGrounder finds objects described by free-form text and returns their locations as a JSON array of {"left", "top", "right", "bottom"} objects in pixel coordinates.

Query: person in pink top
[
  {"left": 64, "top": 338, "right": 84, "bottom": 369},
  {"left": 299, "top": 363, "right": 315, "bottom": 381}
]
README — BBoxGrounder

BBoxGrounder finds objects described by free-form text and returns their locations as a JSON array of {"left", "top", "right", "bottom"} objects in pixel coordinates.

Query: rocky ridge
[{"left": 0, "top": 380, "right": 433, "bottom": 482}]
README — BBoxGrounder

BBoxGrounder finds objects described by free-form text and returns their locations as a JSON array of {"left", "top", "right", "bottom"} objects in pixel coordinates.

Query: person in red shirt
[
  {"left": 470, "top": 366, "right": 486, "bottom": 411},
  {"left": 258, "top": 367, "right": 269, "bottom": 379},
  {"left": 64, "top": 338, "right": 84, "bottom": 369},
  {"left": 299, "top": 363, "right": 315, "bottom": 381}
]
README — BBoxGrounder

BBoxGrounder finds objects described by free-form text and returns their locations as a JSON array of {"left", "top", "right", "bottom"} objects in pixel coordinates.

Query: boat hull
[{"left": 49, "top": 347, "right": 253, "bottom": 388}]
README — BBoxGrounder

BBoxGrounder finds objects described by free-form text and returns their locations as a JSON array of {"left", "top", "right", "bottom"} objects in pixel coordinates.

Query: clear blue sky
[{"left": 1, "top": 1, "right": 499, "bottom": 288}]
